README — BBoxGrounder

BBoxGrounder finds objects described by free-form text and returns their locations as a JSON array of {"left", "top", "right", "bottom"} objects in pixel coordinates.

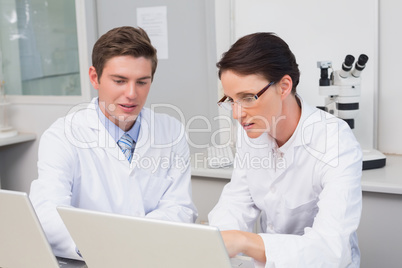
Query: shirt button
[
  {"left": 270, "top": 186, "right": 276, "bottom": 193},
  {"left": 268, "top": 223, "right": 274, "bottom": 230}
]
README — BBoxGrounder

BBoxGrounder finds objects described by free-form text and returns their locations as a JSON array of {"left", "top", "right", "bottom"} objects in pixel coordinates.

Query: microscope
[{"left": 317, "top": 54, "right": 386, "bottom": 170}]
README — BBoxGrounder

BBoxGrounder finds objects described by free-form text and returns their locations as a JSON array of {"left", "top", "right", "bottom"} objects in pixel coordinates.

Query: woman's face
[{"left": 220, "top": 70, "right": 285, "bottom": 139}]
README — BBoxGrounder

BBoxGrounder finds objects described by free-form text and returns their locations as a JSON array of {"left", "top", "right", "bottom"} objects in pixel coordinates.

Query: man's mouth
[
  {"left": 120, "top": 104, "right": 136, "bottom": 108},
  {"left": 118, "top": 104, "right": 137, "bottom": 112}
]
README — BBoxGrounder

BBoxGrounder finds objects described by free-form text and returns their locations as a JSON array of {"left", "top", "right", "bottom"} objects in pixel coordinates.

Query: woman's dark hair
[{"left": 217, "top": 32, "right": 300, "bottom": 94}]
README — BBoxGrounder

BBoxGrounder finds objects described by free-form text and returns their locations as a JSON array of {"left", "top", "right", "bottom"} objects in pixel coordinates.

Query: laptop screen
[
  {"left": 0, "top": 189, "right": 86, "bottom": 268},
  {"left": 57, "top": 206, "right": 256, "bottom": 268}
]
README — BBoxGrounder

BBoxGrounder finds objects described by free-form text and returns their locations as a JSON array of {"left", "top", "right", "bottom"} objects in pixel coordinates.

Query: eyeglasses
[{"left": 217, "top": 81, "right": 275, "bottom": 111}]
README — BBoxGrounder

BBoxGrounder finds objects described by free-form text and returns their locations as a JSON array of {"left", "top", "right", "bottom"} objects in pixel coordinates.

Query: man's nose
[{"left": 125, "top": 82, "right": 137, "bottom": 99}]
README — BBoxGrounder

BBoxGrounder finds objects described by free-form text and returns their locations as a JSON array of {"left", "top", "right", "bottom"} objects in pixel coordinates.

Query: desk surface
[
  {"left": 361, "top": 154, "right": 402, "bottom": 194},
  {"left": 0, "top": 132, "right": 36, "bottom": 147},
  {"left": 191, "top": 154, "right": 402, "bottom": 195}
]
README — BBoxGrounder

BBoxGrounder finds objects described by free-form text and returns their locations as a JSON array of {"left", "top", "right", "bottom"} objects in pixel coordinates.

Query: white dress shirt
[
  {"left": 30, "top": 98, "right": 198, "bottom": 259},
  {"left": 209, "top": 96, "right": 362, "bottom": 267}
]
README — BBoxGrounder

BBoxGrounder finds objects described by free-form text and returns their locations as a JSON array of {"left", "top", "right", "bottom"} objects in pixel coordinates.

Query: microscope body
[
  {"left": 317, "top": 54, "right": 386, "bottom": 170},
  {"left": 319, "top": 69, "right": 361, "bottom": 128}
]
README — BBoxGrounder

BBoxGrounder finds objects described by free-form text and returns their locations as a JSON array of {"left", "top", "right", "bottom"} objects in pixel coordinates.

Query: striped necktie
[{"left": 117, "top": 133, "right": 135, "bottom": 163}]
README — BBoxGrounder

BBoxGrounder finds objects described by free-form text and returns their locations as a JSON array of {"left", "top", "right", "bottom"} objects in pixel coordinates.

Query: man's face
[{"left": 89, "top": 55, "right": 153, "bottom": 131}]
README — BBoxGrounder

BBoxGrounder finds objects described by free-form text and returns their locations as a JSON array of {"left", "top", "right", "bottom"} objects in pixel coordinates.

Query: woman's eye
[{"left": 243, "top": 97, "right": 255, "bottom": 103}]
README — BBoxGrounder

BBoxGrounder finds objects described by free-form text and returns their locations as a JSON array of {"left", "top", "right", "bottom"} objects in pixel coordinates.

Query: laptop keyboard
[
  {"left": 57, "top": 257, "right": 87, "bottom": 268},
  {"left": 230, "top": 256, "right": 255, "bottom": 268},
  {"left": 207, "top": 146, "right": 234, "bottom": 168}
]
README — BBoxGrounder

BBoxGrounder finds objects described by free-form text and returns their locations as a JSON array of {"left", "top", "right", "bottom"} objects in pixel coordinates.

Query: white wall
[
  {"left": 229, "top": 0, "right": 378, "bottom": 151},
  {"left": 378, "top": 0, "right": 402, "bottom": 154},
  {"left": 217, "top": 0, "right": 402, "bottom": 154},
  {"left": 96, "top": 0, "right": 220, "bottom": 154}
]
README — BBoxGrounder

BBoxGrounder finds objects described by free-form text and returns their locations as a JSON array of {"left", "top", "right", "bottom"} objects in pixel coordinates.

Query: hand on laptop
[{"left": 221, "top": 230, "right": 266, "bottom": 263}]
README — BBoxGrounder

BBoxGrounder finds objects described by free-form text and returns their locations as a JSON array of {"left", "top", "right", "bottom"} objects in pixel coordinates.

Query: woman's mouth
[{"left": 242, "top": 122, "right": 254, "bottom": 130}]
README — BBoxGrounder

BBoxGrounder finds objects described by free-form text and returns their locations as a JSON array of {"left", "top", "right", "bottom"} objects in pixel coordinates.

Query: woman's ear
[
  {"left": 278, "top": 75, "right": 293, "bottom": 100},
  {"left": 89, "top": 66, "right": 100, "bottom": 90}
]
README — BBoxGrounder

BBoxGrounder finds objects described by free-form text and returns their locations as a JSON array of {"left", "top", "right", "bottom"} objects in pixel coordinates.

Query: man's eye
[
  {"left": 226, "top": 97, "right": 234, "bottom": 103},
  {"left": 114, "top": 80, "right": 125, "bottom": 84},
  {"left": 137, "top": 81, "right": 147, "bottom": 85}
]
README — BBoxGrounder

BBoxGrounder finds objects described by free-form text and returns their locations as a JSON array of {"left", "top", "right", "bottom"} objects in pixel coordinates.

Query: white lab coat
[
  {"left": 30, "top": 98, "right": 197, "bottom": 260},
  {"left": 208, "top": 96, "right": 362, "bottom": 268}
]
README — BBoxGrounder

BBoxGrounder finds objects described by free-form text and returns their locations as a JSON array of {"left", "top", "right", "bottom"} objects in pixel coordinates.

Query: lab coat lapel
[
  {"left": 272, "top": 96, "right": 315, "bottom": 180},
  {"left": 249, "top": 96, "right": 315, "bottom": 182},
  {"left": 129, "top": 108, "right": 151, "bottom": 171},
  {"left": 84, "top": 99, "right": 128, "bottom": 163},
  {"left": 243, "top": 133, "right": 284, "bottom": 182}
]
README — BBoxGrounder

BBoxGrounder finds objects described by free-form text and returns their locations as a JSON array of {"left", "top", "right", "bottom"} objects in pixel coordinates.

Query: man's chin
[
  {"left": 111, "top": 114, "right": 138, "bottom": 128},
  {"left": 121, "top": 114, "right": 139, "bottom": 122}
]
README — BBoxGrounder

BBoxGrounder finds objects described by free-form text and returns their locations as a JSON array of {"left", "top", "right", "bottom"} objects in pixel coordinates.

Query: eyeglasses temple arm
[{"left": 217, "top": 95, "right": 227, "bottom": 104}]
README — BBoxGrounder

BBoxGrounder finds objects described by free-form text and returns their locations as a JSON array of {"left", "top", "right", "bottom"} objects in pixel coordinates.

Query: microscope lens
[
  {"left": 344, "top": 55, "right": 355, "bottom": 69},
  {"left": 357, "top": 54, "right": 369, "bottom": 68},
  {"left": 352, "top": 54, "right": 369, "bottom": 77},
  {"left": 340, "top": 55, "right": 355, "bottom": 78}
]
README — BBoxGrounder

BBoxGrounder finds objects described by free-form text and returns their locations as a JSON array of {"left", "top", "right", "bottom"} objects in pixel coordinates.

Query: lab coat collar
[
  {"left": 249, "top": 95, "right": 317, "bottom": 176},
  {"left": 81, "top": 98, "right": 151, "bottom": 168},
  {"left": 257, "top": 94, "right": 315, "bottom": 155},
  {"left": 83, "top": 98, "right": 127, "bottom": 163},
  {"left": 281, "top": 94, "right": 315, "bottom": 151},
  {"left": 81, "top": 98, "right": 99, "bottom": 130},
  {"left": 129, "top": 108, "right": 152, "bottom": 169},
  {"left": 275, "top": 95, "right": 314, "bottom": 175},
  {"left": 93, "top": 98, "right": 141, "bottom": 144}
]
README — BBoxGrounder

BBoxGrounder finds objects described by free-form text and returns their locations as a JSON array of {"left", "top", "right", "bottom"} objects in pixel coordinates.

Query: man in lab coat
[
  {"left": 29, "top": 26, "right": 197, "bottom": 260},
  {"left": 208, "top": 33, "right": 362, "bottom": 267}
]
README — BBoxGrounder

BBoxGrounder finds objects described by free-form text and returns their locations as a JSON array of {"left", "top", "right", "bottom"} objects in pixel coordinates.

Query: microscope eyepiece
[
  {"left": 340, "top": 55, "right": 355, "bottom": 78},
  {"left": 344, "top": 55, "right": 355, "bottom": 69},
  {"left": 352, "top": 54, "right": 369, "bottom": 77},
  {"left": 355, "top": 54, "right": 369, "bottom": 71}
]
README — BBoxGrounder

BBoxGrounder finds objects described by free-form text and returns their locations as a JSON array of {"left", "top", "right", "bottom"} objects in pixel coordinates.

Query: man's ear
[
  {"left": 89, "top": 66, "right": 100, "bottom": 90},
  {"left": 278, "top": 75, "right": 293, "bottom": 100}
]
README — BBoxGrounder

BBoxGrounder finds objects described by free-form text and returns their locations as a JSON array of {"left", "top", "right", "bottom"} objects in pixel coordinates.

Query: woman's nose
[{"left": 232, "top": 103, "right": 245, "bottom": 120}]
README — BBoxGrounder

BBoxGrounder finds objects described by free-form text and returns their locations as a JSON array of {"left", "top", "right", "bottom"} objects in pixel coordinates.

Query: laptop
[
  {"left": 57, "top": 206, "right": 258, "bottom": 268},
  {"left": 0, "top": 189, "right": 87, "bottom": 268}
]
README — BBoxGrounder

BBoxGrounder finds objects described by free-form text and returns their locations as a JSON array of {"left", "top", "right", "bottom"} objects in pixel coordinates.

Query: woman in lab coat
[
  {"left": 29, "top": 27, "right": 197, "bottom": 260},
  {"left": 208, "top": 33, "right": 362, "bottom": 267}
]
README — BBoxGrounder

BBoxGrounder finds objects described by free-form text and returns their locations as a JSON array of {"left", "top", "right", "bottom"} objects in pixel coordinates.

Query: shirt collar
[{"left": 95, "top": 98, "right": 141, "bottom": 143}]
